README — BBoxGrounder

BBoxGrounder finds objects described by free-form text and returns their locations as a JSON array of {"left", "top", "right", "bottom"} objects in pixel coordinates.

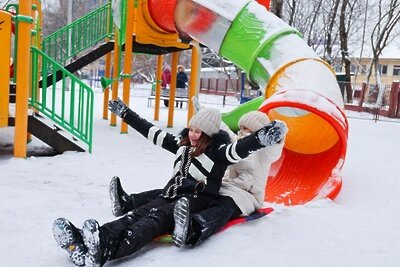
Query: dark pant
[
  {"left": 187, "top": 196, "right": 242, "bottom": 247},
  {"left": 132, "top": 189, "right": 163, "bottom": 209},
  {"left": 101, "top": 196, "right": 208, "bottom": 262}
]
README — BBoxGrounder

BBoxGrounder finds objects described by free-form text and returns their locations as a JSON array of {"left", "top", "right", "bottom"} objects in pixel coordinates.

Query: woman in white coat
[
  {"left": 219, "top": 111, "right": 284, "bottom": 216},
  {"left": 172, "top": 111, "right": 286, "bottom": 247}
]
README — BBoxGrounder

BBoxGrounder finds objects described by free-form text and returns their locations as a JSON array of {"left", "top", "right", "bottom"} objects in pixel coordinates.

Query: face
[
  {"left": 238, "top": 126, "right": 252, "bottom": 137},
  {"left": 188, "top": 127, "right": 202, "bottom": 146}
]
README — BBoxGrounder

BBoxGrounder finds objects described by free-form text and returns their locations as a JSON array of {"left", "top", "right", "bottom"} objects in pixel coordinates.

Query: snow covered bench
[{"left": 147, "top": 88, "right": 188, "bottom": 108}]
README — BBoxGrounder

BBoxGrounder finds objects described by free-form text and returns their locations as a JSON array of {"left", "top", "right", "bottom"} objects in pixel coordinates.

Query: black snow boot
[
  {"left": 109, "top": 176, "right": 134, "bottom": 217},
  {"left": 52, "top": 218, "right": 87, "bottom": 266},
  {"left": 186, "top": 205, "right": 234, "bottom": 247},
  {"left": 82, "top": 219, "right": 115, "bottom": 267},
  {"left": 110, "top": 176, "right": 163, "bottom": 217},
  {"left": 173, "top": 197, "right": 191, "bottom": 248}
]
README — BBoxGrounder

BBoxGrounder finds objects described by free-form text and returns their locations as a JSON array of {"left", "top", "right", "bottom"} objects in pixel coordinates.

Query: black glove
[
  {"left": 256, "top": 120, "right": 288, "bottom": 146},
  {"left": 108, "top": 98, "right": 129, "bottom": 118}
]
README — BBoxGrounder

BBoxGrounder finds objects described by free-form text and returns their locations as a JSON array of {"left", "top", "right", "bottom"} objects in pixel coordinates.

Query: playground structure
[
  {"left": 1, "top": 0, "right": 348, "bottom": 206},
  {"left": 1, "top": 0, "right": 97, "bottom": 156}
]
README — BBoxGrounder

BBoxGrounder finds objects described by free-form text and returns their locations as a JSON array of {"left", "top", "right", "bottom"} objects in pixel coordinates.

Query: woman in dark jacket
[
  {"left": 175, "top": 65, "right": 189, "bottom": 108},
  {"left": 52, "top": 100, "right": 276, "bottom": 267}
]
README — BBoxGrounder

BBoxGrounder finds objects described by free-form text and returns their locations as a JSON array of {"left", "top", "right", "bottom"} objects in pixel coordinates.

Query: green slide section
[
  {"left": 222, "top": 97, "right": 264, "bottom": 132},
  {"left": 219, "top": 4, "right": 299, "bottom": 87}
]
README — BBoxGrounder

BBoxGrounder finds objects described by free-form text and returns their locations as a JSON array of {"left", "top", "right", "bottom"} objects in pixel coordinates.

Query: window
[
  {"left": 334, "top": 65, "right": 342, "bottom": 72},
  {"left": 393, "top": 65, "right": 400, "bottom": 76},
  {"left": 350, "top": 64, "right": 356, "bottom": 73},
  {"left": 360, "top": 65, "right": 367, "bottom": 74},
  {"left": 381, "top": 65, "right": 388, "bottom": 75}
]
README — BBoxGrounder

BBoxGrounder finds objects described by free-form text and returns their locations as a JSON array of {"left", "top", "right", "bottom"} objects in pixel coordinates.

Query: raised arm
[
  {"left": 108, "top": 98, "right": 180, "bottom": 154},
  {"left": 216, "top": 120, "right": 288, "bottom": 165}
]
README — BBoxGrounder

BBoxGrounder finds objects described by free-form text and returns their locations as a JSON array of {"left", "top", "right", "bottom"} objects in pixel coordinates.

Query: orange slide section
[{"left": 260, "top": 90, "right": 348, "bottom": 205}]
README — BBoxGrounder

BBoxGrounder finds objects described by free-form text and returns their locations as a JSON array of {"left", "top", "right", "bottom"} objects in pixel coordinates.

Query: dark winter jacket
[
  {"left": 123, "top": 110, "right": 266, "bottom": 202},
  {"left": 176, "top": 71, "right": 188, "bottom": 89}
]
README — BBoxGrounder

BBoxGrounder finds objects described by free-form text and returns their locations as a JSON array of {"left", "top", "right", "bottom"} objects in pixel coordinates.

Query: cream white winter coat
[{"left": 219, "top": 135, "right": 284, "bottom": 216}]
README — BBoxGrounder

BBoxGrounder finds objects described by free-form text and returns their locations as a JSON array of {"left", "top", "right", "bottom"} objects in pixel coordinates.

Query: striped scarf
[{"left": 164, "top": 146, "right": 194, "bottom": 199}]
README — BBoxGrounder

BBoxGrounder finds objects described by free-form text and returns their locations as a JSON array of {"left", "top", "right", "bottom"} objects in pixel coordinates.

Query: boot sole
[
  {"left": 109, "top": 176, "right": 123, "bottom": 217},
  {"left": 173, "top": 197, "right": 190, "bottom": 248},
  {"left": 52, "top": 218, "right": 86, "bottom": 266},
  {"left": 82, "top": 219, "right": 101, "bottom": 267}
]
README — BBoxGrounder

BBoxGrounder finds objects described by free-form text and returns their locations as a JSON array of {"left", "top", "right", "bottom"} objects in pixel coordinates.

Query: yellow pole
[
  {"left": 187, "top": 42, "right": 201, "bottom": 125},
  {"left": 14, "top": 0, "right": 33, "bottom": 158},
  {"left": 0, "top": 10, "right": 12, "bottom": 128},
  {"left": 120, "top": 0, "right": 135, "bottom": 133},
  {"left": 110, "top": 31, "right": 120, "bottom": 126},
  {"left": 167, "top": 52, "right": 179, "bottom": 127},
  {"left": 154, "top": 55, "right": 163, "bottom": 121}
]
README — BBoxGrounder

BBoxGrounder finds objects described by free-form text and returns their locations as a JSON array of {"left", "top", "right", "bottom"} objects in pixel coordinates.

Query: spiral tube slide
[{"left": 144, "top": 0, "right": 348, "bottom": 205}]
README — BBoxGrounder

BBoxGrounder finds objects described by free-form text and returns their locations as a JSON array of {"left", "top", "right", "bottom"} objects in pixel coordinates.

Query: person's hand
[
  {"left": 108, "top": 98, "right": 129, "bottom": 118},
  {"left": 256, "top": 120, "right": 288, "bottom": 146}
]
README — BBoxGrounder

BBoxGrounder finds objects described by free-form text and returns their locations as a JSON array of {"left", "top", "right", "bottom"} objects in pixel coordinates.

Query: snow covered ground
[{"left": 1, "top": 84, "right": 399, "bottom": 267}]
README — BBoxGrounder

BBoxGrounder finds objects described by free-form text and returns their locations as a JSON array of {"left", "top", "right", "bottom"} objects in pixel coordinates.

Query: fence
[
  {"left": 341, "top": 81, "right": 400, "bottom": 119},
  {"left": 199, "top": 78, "right": 400, "bottom": 119},
  {"left": 199, "top": 77, "right": 240, "bottom": 96}
]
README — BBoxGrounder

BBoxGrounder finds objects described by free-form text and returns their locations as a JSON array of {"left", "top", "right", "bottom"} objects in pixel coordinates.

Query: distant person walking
[
  {"left": 161, "top": 65, "right": 171, "bottom": 107},
  {"left": 176, "top": 65, "right": 189, "bottom": 108}
]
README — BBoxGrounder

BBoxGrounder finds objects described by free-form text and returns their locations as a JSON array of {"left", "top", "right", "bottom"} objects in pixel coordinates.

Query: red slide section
[{"left": 260, "top": 90, "right": 348, "bottom": 205}]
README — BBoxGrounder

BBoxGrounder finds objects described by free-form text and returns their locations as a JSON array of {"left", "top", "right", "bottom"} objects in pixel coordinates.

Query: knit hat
[
  {"left": 238, "top": 111, "right": 270, "bottom": 132},
  {"left": 189, "top": 107, "right": 221, "bottom": 137}
]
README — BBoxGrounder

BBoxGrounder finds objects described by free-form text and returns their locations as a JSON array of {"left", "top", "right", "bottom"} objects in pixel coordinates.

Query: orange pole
[
  {"left": 110, "top": 31, "right": 120, "bottom": 126},
  {"left": 153, "top": 55, "right": 163, "bottom": 121},
  {"left": 187, "top": 42, "right": 201, "bottom": 125},
  {"left": 14, "top": 0, "right": 33, "bottom": 158},
  {"left": 0, "top": 10, "right": 12, "bottom": 128},
  {"left": 167, "top": 52, "right": 178, "bottom": 127},
  {"left": 120, "top": 0, "right": 135, "bottom": 133},
  {"left": 27, "top": 0, "right": 40, "bottom": 143}
]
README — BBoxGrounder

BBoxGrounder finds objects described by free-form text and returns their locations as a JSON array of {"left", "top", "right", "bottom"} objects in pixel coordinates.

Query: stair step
[{"left": 27, "top": 113, "right": 85, "bottom": 154}]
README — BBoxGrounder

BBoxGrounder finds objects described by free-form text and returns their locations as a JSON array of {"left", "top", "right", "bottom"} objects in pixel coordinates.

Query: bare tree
[
  {"left": 353, "top": 0, "right": 370, "bottom": 83},
  {"left": 283, "top": 0, "right": 338, "bottom": 59},
  {"left": 42, "top": 0, "right": 97, "bottom": 36},
  {"left": 271, "top": 0, "right": 284, "bottom": 18},
  {"left": 364, "top": 0, "right": 400, "bottom": 108},
  {"left": 339, "top": 0, "right": 352, "bottom": 102},
  {"left": 323, "top": 0, "right": 341, "bottom": 65},
  {"left": 366, "top": 0, "right": 400, "bottom": 84},
  {"left": 201, "top": 48, "right": 241, "bottom": 93},
  {"left": 133, "top": 54, "right": 158, "bottom": 83}
]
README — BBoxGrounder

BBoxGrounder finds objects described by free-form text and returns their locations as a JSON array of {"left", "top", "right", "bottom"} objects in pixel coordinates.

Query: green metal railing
[
  {"left": 30, "top": 47, "right": 94, "bottom": 152},
  {"left": 41, "top": 2, "right": 113, "bottom": 66}
]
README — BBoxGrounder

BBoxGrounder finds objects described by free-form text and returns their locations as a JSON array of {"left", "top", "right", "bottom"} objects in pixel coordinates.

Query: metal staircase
[{"left": 27, "top": 3, "right": 114, "bottom": 153}]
